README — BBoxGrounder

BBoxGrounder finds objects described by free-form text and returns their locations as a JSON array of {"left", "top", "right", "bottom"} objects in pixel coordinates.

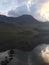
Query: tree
[
  {"left": 1, "top": 60, "right": 7, "bottom": 65},
  {"left": 8, "top": 49, "right": 14, "bottom": 61},
  {"left": 4, "top": 56, "right": 9, "bottom": 63}
]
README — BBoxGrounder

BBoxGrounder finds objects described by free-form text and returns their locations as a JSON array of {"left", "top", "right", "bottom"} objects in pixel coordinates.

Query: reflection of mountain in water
[
  {"left": 0, "top": 44, "right": 49, "bottom": 65},
  {"left": 0, "top": 15, "right": 49, "bottom": 51}
]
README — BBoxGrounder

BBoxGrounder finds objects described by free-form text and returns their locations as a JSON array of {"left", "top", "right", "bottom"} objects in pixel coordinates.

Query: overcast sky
[{"left": 0, "top": 0, "right": 49, "bottom": 22}]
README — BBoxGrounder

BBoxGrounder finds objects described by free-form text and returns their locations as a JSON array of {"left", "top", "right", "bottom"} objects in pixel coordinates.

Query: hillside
[{"left": 0, "top": 15, "right": 49, "bottom": 51}]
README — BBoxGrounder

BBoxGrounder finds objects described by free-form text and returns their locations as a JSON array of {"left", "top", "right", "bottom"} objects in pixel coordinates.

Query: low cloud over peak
[{"left": 0, "top": 0, "right": 49, "bottom": 22}]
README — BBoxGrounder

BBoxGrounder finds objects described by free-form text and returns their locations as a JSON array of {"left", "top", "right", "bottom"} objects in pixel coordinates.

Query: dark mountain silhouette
[
  {"left": 0, "top": 15, "right": 49, "bottom": 51},
  {"left": 0, "top": 15, "right": 42, "bottom": 25}
]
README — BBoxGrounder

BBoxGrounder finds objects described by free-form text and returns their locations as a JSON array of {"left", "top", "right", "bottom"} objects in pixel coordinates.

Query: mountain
[
  {"left": 0, "top": 15, "right": 49, "bottom": 52},
  {"left": 0, "top": 15, "right": 38, "bottom": 23}
]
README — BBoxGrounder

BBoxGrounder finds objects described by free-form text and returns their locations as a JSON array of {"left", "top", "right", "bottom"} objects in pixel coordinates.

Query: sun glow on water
[{"left": 40, "top": 46, "right": 49, "bottom": 63}]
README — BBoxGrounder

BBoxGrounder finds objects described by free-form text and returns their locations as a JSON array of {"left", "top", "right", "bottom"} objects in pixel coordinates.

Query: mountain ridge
[
  {"left": 0, "top": 15, "right": 39, "bottom": 23},
  {"left": 0, "top": 15, "right": 49, "bottom": 51}
]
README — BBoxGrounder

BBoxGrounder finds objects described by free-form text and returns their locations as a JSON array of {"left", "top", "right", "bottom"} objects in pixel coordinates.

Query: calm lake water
[{"left": 0, "top": 44, "right": 49, "bottom": 65}]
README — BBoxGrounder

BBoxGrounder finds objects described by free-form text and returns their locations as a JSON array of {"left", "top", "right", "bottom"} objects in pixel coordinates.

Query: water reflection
[{"left": 0, "top": 44, "right": 49, "bottom": 65}]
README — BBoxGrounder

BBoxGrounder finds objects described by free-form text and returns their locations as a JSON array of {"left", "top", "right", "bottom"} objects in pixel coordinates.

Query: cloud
[
  {"left": 37, "top": 1, "right": 49, "bottom": 21},
  {"left": 8, "top": 0, "right": 49, "bottom": 22},
  {"left": 8, "top": 0, "right": 35, "bottom": 17},
  {"left": 0, "top": 11, "right": 8, "bottom": 16},
  {"left": 0, "top": 0, "right": 49, "bottom": 22},
  {"left": 8, "top": 4, "right": 29, "bottom": 17}
]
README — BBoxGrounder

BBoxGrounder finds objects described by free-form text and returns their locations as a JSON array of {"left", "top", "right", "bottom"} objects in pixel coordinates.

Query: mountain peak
[{"left": 0, "top": 14, "right": 39, "bottom": 23}]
